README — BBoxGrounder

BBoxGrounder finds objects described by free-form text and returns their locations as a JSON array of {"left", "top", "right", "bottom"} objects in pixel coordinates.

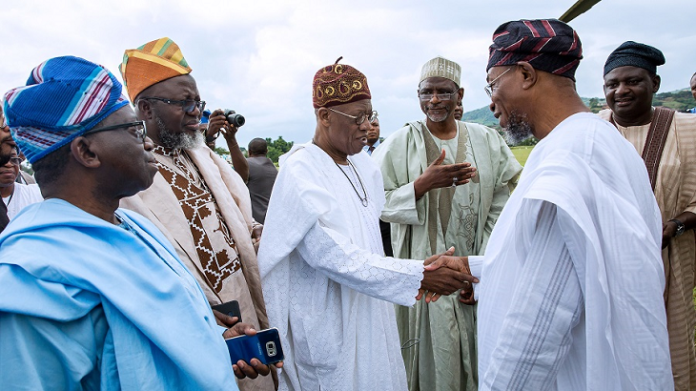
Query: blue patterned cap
[
  {"left": 3, "top": 56, "right": 128, "bottom": 163},
  {"left": 201, "top": 109, "right": 211, "bottom": 124}
]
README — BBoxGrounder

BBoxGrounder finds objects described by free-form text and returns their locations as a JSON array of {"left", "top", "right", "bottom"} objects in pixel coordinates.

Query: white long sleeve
[
  {"left": 296, "top": 221, "right": 424, "bottom": 307},
  {"left": 483, "top": 201, "right": 584, "bottom": 391}
]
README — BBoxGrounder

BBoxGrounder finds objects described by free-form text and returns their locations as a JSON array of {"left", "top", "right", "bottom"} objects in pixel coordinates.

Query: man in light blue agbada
[{"left": 0, "top": 56, "right": 250, "bottom": 390}]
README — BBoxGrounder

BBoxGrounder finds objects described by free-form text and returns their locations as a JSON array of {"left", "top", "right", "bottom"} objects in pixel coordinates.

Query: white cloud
[{"left": 0, "top": 0, "right": 693, "bottom": 147}]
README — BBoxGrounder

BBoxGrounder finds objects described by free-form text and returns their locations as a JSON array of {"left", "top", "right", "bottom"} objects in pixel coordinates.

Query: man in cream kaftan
[
  {"left": 373, "top": 56, "right": 522, "bottom": 391},
  {"left": 119, "top": 37, "right": 272, "bottom": 390},
  {"left": 373, "top": 120, "right": 520, "bottom": 390}
]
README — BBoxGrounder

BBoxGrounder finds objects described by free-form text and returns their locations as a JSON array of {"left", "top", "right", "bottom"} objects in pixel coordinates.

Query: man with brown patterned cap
[
  {"left": 257, "top": 59, "right": 479, "bottom": 391},
  {"left": 599, "top": 41, "right": 696, "bottom": 391},
  {"left": 373, "top": 56, "right": 521, "bottom": 391},
  {"left": 118, "top": 38, "right": 275, "bottom": 390},
  {"left": 467, "top": 19, "right": 672, "bottom": 390}
]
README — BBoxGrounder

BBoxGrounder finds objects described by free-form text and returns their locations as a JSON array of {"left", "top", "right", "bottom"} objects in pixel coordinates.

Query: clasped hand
[{"left": 417, "top": 247, "right": 478, "bottom": 303}]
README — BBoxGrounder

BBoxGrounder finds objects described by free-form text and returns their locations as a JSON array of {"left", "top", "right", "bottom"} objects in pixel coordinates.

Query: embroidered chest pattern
[{"left": 154, "top": 148, "right": 241, "bottom": 293}]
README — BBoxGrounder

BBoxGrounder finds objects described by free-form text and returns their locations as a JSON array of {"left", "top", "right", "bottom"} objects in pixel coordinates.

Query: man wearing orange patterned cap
[
  {"left": 118, "top": 38, "right": 276, "bottom": 390},
  {"left": 257, "top": 59, "right": 478, "bottom": 391}
]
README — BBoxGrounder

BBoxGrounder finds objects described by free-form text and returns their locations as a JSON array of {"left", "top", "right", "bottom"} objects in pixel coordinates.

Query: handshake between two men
[{"left": 418, "top": 247, "right": 477, "bottom": 305}]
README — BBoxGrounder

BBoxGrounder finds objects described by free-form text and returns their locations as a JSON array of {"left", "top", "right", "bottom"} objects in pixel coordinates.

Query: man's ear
[
  {"left": 652, "top": 74, "right": 661, "bottom": 94},
  {"left": 69, "top": 136, "right": 101, "bottom": 169},
  {"left": 517, "top": 62, "right": 538, "bottom": 90},
  {"left": 317, "top": 107, "right": 331, "bottom": 127},
  {"left": 457, "top": 87, "right": 464, "bottom": 101},
  {"left": 136, "top": 98, "right": 155, "bottom": 120}
]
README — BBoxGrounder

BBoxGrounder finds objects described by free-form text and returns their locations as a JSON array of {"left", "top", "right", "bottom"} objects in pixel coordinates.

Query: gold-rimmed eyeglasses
[
  {"left": 328, "top": 108, "right": 379, "bottom": 126},
  {"left": 484, "top": 67, "right": 515, "bottom": 98}
]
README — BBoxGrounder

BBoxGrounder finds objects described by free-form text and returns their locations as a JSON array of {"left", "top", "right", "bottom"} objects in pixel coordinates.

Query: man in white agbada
[
  {"left": 373, "top": 56, "right": 522, "bottom": 391},
  {"left": 258, "top": 61, "right": 478, "bottom": 391},
  {"left": 454, "top": 19, "right": 673, "bottom": 390}
]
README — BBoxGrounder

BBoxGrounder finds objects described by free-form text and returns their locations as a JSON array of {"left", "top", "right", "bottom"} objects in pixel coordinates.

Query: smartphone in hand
[
  {"left": 212, "top": 300, "right": 242, "bottom": 323},
  {"left": 225, "top": 328, "right": 284, "bottom": 365}
]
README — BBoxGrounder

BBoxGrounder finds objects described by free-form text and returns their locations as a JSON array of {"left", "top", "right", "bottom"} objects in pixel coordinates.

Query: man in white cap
[{"left": 373, "top": 56, "right": 522, "bottom": 390}]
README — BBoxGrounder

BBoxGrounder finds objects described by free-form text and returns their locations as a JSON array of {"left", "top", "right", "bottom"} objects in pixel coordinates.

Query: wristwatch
[
  {"left": 669, "top": 218, "right": 686, "bottom": 237},
  {"left": 205, "top": 132, "right": 219, "bottom": 144}
]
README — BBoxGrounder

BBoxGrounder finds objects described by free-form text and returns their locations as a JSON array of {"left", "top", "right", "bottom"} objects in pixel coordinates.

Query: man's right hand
[
  {"left": 413, "top": 149, "right": 476, "bottom": 200},
  {"left": 418, "top": 249, "right": 478, "bottom": 303}
]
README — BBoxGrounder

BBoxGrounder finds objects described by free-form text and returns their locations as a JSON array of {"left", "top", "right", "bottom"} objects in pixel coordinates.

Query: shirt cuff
[{"left": 468, "top": 255, "right": 484, "bottom": 279}]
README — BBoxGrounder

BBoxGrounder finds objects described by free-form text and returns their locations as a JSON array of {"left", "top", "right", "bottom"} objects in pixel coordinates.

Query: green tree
[
  {"left": 266, "top": 136, "right": 294, "bottom": 163},
  {"left": 214, "top": 146, "right": 230, "bottom": 157}
]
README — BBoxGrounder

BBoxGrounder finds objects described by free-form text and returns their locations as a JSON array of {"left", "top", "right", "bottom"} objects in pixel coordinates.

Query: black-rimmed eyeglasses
[
  {"left": 84, "top": 121, "right": 147, "bottom": 143},
  {"left": 4, "top": 157, "right": 23, "bottom": 167},
  {"left": 139, "top": 96, "right": 206, "bottom": 114},
  {"left": 327, "top": 108, "right": 379, "bottom": 126}
]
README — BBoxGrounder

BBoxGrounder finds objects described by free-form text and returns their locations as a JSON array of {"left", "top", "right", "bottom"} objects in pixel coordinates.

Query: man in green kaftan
[{"left": 372, "top": 56, "right": 522, "bottom": 391}]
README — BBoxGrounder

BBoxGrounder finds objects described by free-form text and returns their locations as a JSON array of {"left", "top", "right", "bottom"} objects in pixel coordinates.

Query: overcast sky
[{"left": 1, "top": 0, "right": 694, "bottom": 148}]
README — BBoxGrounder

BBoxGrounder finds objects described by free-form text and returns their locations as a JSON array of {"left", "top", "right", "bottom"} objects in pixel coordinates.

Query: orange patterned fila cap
[{"left": 119, "top": 37, "right": 192, "bottom": 102}]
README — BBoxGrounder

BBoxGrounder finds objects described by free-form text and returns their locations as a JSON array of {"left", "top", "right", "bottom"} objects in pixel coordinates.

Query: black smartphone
[
  {"left": 212, "top": 300, "right": 242, "bottom": 323},
  {"left": 225, "top": 328, "right": 284, "bottom": 365}
]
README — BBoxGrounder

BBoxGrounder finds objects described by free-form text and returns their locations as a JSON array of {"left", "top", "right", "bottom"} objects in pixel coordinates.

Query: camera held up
[{"left": 224, "top": 109, "right": 245, "bottom": 128}]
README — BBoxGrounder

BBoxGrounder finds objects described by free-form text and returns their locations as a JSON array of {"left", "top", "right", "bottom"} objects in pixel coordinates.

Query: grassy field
[{"left": 510, "top": 146, "right": 534, "bottom": 166}]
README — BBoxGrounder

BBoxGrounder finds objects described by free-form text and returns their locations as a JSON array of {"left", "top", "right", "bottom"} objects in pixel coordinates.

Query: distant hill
[
  {"left": 460, "top": 106, "right": 498, "bottom": 127},
  {"left": 461, "top": 88, "right": 695, "bottom": 128}
]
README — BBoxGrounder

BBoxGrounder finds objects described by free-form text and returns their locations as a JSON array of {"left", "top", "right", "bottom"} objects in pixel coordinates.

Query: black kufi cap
[{"left": 603, "top": 41, "right": 665, "bottom": 76}]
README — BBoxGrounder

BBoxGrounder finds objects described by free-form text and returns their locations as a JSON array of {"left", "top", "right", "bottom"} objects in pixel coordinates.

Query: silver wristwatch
[{"left": 670, "top": 219, "right": 686, "bottom": 237}]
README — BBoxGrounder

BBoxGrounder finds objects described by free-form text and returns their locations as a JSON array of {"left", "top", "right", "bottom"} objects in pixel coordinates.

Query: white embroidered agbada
[
  {"left": 468, "top": 113, "right": 673, "bottom": 390},
  {"left": 258, "top": 143, "right": 425, "bottom": 391}
]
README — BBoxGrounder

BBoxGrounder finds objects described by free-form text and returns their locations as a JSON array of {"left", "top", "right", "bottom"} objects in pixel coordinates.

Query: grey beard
[
  {"left": 426, "top": 110, "right": 449, "bottom": 123},
  {"left": 156, "top": 117, "right": 203, "bottom": 150},
  {"left": 503, "top": 111, "right": 534, "bottom": 146}
]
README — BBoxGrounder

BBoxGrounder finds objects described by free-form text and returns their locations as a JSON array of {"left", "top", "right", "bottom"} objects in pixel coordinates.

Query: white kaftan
[
  {"left": 4, "top": 183, "right": 42, "bottom": 220},
  {"left": 468, "top": 113, "right": 673, "bottom": 390},
  {"left": 258, "top": 143, "right": 425, "bottom": 391}
]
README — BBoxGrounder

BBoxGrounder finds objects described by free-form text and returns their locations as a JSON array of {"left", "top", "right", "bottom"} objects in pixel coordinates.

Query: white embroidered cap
[{"left": 420, "top": 56, "right": 461, "bottom": 86}]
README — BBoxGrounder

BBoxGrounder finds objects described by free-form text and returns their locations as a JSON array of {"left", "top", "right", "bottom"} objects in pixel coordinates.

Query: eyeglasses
[
  {"left": 418, "top": 91, "right": 458, "bottom": 102},
  {"left": 5, "top": 157, "right": 23, "bottom": 166},
  {"left": 485, "top": 67, "right": 515, "bottom": 98},
  {"left": 84, "top": 121, "right": 147, "bottom": 143},
  {"left": 139, "top": 96, "right": 206, "bottom": 114},
  {"left": 328, "top": 108, "right": 379, "bottom": 126}
]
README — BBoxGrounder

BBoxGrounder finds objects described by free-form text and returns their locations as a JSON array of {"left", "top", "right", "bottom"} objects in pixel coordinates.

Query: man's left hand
[
  {"left": 220, "top": 319, "right": 283, "bottom": 379},
  {"left": 208, "top": 109, "right": 240, "bottom": 143},
  {"left": 251, "top": 223, "right": 263, "bottom": 248},
  {"left": 662, "top": 221, "right": 677, "bottom": 249},
  {"left": 459, "top": 284, "right": 476, "bottom": 305}
]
